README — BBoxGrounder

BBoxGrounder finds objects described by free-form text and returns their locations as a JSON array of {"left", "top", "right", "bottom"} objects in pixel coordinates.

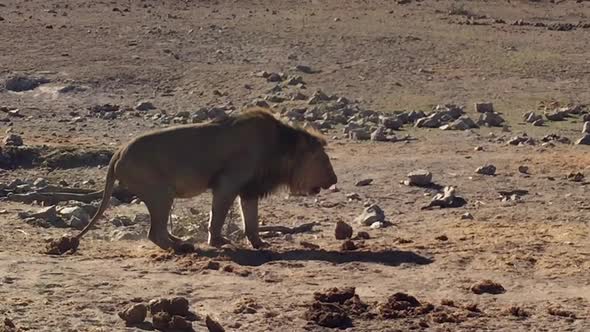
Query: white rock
[
  {"left": 406, "top": 170, "right": 432, "bottom": 186},
  {"left": 355, "top": 204, "right": 385, "bottom": 226}
]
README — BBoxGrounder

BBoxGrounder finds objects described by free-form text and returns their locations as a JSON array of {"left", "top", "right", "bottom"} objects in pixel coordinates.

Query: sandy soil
[{"left": 1, "top": 1, "right": 590, "bottom": 331}]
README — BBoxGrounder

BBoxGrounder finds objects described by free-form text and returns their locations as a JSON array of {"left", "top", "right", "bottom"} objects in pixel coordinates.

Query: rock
[
  {"left": 334, "top": 221, "right": 353, "bottom": 240},
  {"left": 168, "top": 297, "right": 190, "bottom": 316},
  {"left": 205, "top": 315, "right": 225, "bottom": 332},
  {"left": 548, "top": 22, "right": 574, "bottom": 31},
  {"left": 7, "top": 109, "right": 22, "bottom": 118},
  {"left": 110, "top": 229, "right": 146, "bottom": 241},
  {"left": 207, "top": 107, "right": 228, "bottom": 121},
  {"left": 265, "top": 94, "right": 286, "bottom": 103},
  {"left": 68, "top": 216, "right": 89, "bottom": 230},
  {"left": 110, "top": 216, "right": 135, "bottom": 227},
  {"left": 3, "top": 134, "right": 23, "bottom": 146},
  {"left": 370, "top": 222, "right": 384, "bottom": 229},
  {"left": 442, "top": 115, "right": 478, "bottom": 130},
  {"left": 22, "top": 206, "right": 58, "bottom": 222},
  {"left": 544, "top": 110, "right": 566, "bottom": 121},
  {"left": 118, "top": 303, "right": 147, "bottom": 325},
  {"left": 355, "top": 204, "right": 385, "bottom": 226},
  {"left": 435, "top": 234, "right": 448, "bottom": 241},
  {"left": 575, "top": 134, "right": 590, "bottom": 145},
  {"left": 405, "top": 170, "right": 432, "bottom": 186},
  {"left": 461, "top": 212, "right": 474, "bottom": 220},
  {"left": 307, "top": 90, "right": 331, "bottom": 104},
  {"left": 169, "top": 315, "right": 192, "bottom": 329},
  {"left": 407, "top": 110, "right": 426, "bottom": 123},
  {"left": 370, "top": 126, "right": 388, "bottom": 141},
  {"left": 524, "top": 112, "right": 542, "bottom": 123},
  {"left": 191, "top": 108, "right": 209, "bottom": 123},
  {"left": 346, "top": 193, "right": 361, "bottom": 201},
  {"left": 471, "top": 280, "right": 505, "bottom": 295},
  {"left": 355, "top": 178, "right": 373, "bottom": 186},
  {"left": 340, "top": 240, "right": 357, "bottom": 251},
  {"left": 286, "top": 76, "right": 304, "bottom": 85},
  {"left": 477, "top": 112, "right": 505, "bottom": 127},
  {"left": 583, "top": 122, "right": 590, "bottom": 134},
  {"left": 59, "top": 206, "right": 89, "bottom": 221},
  {"left": 475, "top": 102, "right": 494, "bottom": 113},
  {"left": 152, "top": 312, "right": 172, "bottom": 330},
  {"left": 541, "top": 134, "right": 570, "bottom": 144},
  {"left": 290, "top": 92, "right": 307, "bottom": 101},
  {"left": 266, "top": 72, "right": 283, "bottom": 82},
  {"left": 343, "top": 122, "right": 362, "bottom": 134},
  {"left": 348, "top": 128, "right": 371, "bottom": 140},
  {"left": 422, "top": 186, "right": 467, "bottom": 210},
  {"left": 415, "top": 114, "right": 441, "bottom": 128},
  {"left": 135, "top": 101, "right": 156, "bottom": 111},
  {"left": 356, "top": 231, "right": 370, "bottom": 239},
  {"left": 294, "top": 64, "right": 315, "bottom": 74},
  {"left": 532, "top": 119, "right": 544, "bottom": 126},
  {"left": 435, "top": 104, "right": 464, "bottom": 119},
  {"left": 149, "top": 298, "right": 171, "bottom": 315},
  {"left": 508, "top": 134, "right": 535, "bottom": 146},
  {"left": 475, "top": 164, "right": 496, "bottom": 176},
  {"left": 518, "top": 165, "right": 529, "bottom": 174},
  {"left": 175, "top": 111, "right": 191, "bottom": 119},
  {"left": 380, "top": 116, "right": 403, "bottom": 130}
]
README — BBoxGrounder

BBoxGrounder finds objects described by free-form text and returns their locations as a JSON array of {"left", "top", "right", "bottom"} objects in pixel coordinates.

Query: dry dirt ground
[{"left": 1, "top": 0, "right": 590, "bottom": 331}]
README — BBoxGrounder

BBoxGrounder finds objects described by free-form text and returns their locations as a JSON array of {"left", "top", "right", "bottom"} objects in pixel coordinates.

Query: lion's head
[
  {"left": 286, "top": 128, "right": 338, "bottom": 196},
  {"left": 233, "top": 108, "right": 338, "bottom": 199}
]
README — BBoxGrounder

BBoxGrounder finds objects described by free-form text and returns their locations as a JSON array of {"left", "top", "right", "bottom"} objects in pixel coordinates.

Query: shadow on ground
[{"left": 194, "top": 248, "right": 433, "bottom": 267}]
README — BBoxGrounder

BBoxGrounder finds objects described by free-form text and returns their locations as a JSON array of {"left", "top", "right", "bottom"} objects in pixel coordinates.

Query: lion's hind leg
[{"left": 139, "top": 190, "right": 177, "bottom": 251}]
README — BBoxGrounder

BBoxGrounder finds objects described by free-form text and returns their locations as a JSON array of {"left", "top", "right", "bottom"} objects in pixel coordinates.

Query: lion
[{"left": 75, "top": 107, "right": 338, "bottom": 252}]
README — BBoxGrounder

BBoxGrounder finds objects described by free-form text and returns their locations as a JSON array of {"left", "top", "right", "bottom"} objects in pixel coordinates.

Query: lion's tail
[{"left": 75, "top": 151, "right": 119, "bottom": 240}]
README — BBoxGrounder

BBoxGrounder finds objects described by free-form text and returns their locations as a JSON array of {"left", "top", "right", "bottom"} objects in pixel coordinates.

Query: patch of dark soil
[
  {"left": 378, "top": 292, "right": 434, "bottom": 319},
  {"left": 305, "top": 301, "right": 353, "bottom": 329},
  {"left": 4, "top": 75, "right": 49, "bottom": 92},
  {"left": 505, "top": 305, "right": 529, "bottom": 318},
  {"left": 314, "top": 287, "right": 356, "bottom": 304},
  {"left": 471, "top": 280, "right": 506, "bottom": 295},
  {"left": 548, "top": 307, "right": 576, "bottom": 319},
  {"left": 44, "top": 235, "right": 79, "bottom": 255},
  {"left": 233, "top": 298, "right": 261, "bottom": 314},
  {"left": 41, "top": 148, "right": 113, "bottom": 169},
  {"left": 2, "top": 317, "right": 19, "bottom": 332},
  {"left": 306, "top": 287, "right": 372, "bottom": 328},
  {"left": 0, "top": 145, "right": 113, "bottom": 169},
  {"left": 431, "top": 311, "right": 469, "bottom": 323}
]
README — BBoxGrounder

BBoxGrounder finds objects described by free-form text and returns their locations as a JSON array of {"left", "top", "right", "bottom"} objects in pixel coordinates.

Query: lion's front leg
[
  {"left": 238, "top": 196, "right": 269, "bottom": 249},
  {"left": 207, "top": 186, "right": 237, "bottom": 248}
]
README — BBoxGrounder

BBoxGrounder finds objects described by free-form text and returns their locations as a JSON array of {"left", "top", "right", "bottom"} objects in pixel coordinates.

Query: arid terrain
[{"left": 1, "top": 0, "right": 590, "bottom": 331}]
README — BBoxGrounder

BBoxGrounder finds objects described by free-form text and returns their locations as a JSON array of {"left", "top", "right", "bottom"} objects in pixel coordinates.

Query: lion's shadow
[{"left": 194, "top": 248, "right": 433, "bottom": 267}]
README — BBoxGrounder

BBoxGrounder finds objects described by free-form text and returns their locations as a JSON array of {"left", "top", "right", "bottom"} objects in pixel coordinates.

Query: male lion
[{"left": 75, "top": 107, "right": 338, "bottom": 251}]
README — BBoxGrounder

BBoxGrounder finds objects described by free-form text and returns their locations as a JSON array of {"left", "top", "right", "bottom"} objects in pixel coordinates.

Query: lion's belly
[{"left": 173, "top": 175, "right": 210, "bottom": 198}]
